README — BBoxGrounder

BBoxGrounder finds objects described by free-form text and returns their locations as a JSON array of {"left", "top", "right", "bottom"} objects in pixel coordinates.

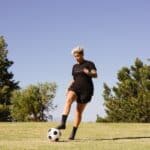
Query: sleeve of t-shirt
[
  {"left": 72, "top": 65, "right": 75, "bottom": 79},
  {"left": 89, "top": 61, "right": 97, "bottom": 71},
  {"left": 72, "top": 65, "right": 76, "bottom": 75}
]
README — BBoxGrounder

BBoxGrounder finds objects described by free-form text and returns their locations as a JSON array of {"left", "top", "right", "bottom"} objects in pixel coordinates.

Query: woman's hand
[
  {"left": 83, "top": 68, "right": 90, "bottom": 75},
  {"left": 83, "top": 68, "right": 97, "bottom": 78}
]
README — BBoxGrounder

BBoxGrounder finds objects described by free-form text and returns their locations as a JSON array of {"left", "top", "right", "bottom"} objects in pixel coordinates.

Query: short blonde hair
[{"left": 71, "top": 46, "right": 84, "bottom": 55}]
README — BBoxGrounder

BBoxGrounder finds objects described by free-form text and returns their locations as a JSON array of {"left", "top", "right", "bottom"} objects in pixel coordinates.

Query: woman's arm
[{"left": 83, "top": 68, "right": 98, "bottom": 78}]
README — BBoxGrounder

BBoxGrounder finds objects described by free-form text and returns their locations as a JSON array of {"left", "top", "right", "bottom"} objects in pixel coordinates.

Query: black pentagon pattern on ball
[
  {"left": 48, "top": 136, "right": 52, "bottom": 139},
  {"left": 54, "top": 131, "right": 58, "bottom": 135}
]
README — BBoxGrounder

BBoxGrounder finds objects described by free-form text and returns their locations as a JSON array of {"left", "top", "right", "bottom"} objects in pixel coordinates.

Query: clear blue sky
[{"left": 0, "top": 0, "right": 150, "bottom": 121}]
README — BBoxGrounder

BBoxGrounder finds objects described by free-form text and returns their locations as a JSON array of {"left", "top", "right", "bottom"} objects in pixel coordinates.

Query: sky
[{"left": 0, "top": 0, "right": 150, "bottom": 121}]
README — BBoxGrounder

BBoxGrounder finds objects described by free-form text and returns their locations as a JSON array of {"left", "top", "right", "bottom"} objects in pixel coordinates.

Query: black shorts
[{"left": 68, "top": 85, "right": 93, "bottom": 104}]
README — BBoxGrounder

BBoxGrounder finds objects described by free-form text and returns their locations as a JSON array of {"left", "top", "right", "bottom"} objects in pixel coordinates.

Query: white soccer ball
[{"left": 47, "top": 128, "right": 61, "bottom": 142}]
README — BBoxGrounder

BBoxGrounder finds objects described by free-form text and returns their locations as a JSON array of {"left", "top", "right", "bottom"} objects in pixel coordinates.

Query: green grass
[{"left": 0, "top": 122, "right": 150, "bottom": 150}]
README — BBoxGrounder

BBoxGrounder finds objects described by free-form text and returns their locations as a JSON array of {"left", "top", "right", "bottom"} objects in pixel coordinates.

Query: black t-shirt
[{"left": 71, "top": 60, "right": 97, "bottom": 95}]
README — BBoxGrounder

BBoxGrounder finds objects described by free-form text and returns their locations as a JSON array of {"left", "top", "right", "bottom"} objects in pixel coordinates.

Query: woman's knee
[
  {"left": 76, "top": 107, "right": 84, "bottom": 116},
  {"left": 66, "top": 91, "right": 77, "bottom": 104},
  {"left": 66, "top": 98, "right": 74, "bottom": 106},
  {"left": 76, "top": 104, "right": 87, "bottom": 113}
]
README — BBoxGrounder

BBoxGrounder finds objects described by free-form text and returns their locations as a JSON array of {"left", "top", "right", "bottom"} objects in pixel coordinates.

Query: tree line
[
  {"left": 97, "top": 58, "right": 150, "bottom": 122},
  {"left": 0, "top": 36, "right": 150, "bottom": 122},
  {"left": 0, "top": 36, "right": 57, "bottom": 121}
]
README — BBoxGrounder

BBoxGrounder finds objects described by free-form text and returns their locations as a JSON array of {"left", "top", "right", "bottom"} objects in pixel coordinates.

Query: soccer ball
[{"left": 47, "top": 128, "right": 61, "bottom": 142}]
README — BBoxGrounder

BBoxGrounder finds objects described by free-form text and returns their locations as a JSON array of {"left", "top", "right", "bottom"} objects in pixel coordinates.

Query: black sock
[
  {"left": 69, "top": 127, "right": 78, "bottom": 140},
  {"left": 62, "top": 114, "right": 68, "bottom": 124},
  {"left": 56, "top": 115, "right": 68, "bottom": 129}
]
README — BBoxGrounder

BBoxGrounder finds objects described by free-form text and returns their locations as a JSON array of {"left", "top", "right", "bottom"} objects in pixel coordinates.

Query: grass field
[{"left": 0, "top": 122, "right": 150, "bottom": 150}]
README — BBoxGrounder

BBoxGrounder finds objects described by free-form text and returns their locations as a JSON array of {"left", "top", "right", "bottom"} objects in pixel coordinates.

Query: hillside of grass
[{"left": 0, "top": 122, "right": 150, "bottom": 150}]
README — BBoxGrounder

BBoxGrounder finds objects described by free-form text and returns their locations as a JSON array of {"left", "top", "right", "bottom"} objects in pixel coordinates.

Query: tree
[
  {"left": 11, "top": 82, "right": 57, "bottom": 121},
  {"left": 97, "top": 58, "right": 150, "bottom": 122},
  {"left": 0, "top": 36, "right": 19, "bottom": 121}
]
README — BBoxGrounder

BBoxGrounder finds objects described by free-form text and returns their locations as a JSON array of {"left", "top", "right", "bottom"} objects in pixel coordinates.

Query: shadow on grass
[
  {"left": 76, "top": 136, "right": 150, "bottom": 142},
  {"left": 59, "top": 136, "right": 150, "bottom": 142}
]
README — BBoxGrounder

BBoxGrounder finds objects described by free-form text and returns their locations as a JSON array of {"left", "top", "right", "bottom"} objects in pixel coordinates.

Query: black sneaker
[{"left": 68, "top": 136, "right": 75, "bottom": 140}]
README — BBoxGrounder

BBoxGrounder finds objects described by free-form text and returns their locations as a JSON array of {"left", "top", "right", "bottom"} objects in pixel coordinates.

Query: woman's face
[{"left": 73, "top": 53, "right": 84, "bottom": 63}]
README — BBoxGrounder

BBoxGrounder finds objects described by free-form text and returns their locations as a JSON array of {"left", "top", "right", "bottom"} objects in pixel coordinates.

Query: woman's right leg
[
  {"left": 69, "top": 103, "right": 87, "bottom": 140},
  {"left": 57, "top": 91, "right": 77, "bottom": 129}
]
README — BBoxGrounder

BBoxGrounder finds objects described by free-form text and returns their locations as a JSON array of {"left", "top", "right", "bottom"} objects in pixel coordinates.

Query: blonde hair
[{"left": 71, "top": 46, "right": 84, "bottom": 55}]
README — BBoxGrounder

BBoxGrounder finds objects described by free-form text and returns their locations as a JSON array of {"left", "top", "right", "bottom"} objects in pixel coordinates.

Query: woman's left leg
[{"left": 69, "top": 103, "right": 87, "bottom": 140}]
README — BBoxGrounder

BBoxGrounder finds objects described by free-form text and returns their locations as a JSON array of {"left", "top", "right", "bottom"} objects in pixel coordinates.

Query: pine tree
[
  {"left": 97, "top": 58, "right": 150, "bottom": 122},
  {"left": 0, "top": 36, "right": 19, "bottom": 121}
]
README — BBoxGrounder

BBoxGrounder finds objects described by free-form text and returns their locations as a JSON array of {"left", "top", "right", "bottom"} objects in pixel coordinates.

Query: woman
[{"left": 56, "top": 46, "right": 97, "bottom": 140}]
